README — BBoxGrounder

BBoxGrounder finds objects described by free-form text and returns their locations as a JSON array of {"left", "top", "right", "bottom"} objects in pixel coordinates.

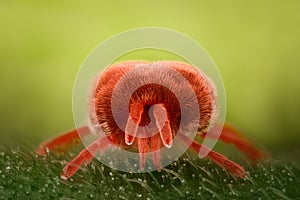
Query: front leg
[
  {"left": 178, "top": 134, "right": 246, "bottom": 178},
  {"left": 61, "top": 136, "right": 112, "bottom": 180}
]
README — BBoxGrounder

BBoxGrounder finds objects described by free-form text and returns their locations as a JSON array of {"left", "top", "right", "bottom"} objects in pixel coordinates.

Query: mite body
[{"left": 37, "top": 61, "right": 264, "bottom": 179}]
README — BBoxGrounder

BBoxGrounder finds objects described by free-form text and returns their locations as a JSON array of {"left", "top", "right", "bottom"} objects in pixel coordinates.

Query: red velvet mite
[{"left": 36, "top": 61, "right": 265, "bottom": 180}]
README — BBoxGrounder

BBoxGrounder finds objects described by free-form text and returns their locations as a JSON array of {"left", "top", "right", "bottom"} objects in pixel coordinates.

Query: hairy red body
[
  {"left": 37, "top": 61, "right": 265, "bottom": 179},
  {"left": 90, "top": 61, "right": 216, "bottom": 146}
]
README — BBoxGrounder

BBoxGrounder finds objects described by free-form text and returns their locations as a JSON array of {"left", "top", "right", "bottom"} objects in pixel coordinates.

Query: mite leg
[
  {"left": 137, "top": 128, "right": 150, "bottom": 170},
  {"left": 36, "top": 126, "right": 90, "bottom": 155},
  {"left": 125, "top": 103, "right": 144, "bottom": 145},
  {"left": 198, "top": 123, "right": 266, "bottom": 162},
  {"left": 61, "top": 136, "right": 112, "bottom": 180},
  {"left": 150, "top": 133, "right": 162, "bottom": 171},
  {"left": 178, "top": 134, "right": 246, "bottom": 178}
]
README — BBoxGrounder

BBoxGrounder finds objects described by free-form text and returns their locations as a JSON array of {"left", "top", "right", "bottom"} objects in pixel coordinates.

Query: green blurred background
[{"left": 0, "top": 1, "right": 299, "bottom": 157}]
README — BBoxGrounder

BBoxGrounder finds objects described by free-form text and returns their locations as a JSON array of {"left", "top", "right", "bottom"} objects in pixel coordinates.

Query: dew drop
[{"left": 282, "top": 188, "right": 286, "bottom": 193}]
